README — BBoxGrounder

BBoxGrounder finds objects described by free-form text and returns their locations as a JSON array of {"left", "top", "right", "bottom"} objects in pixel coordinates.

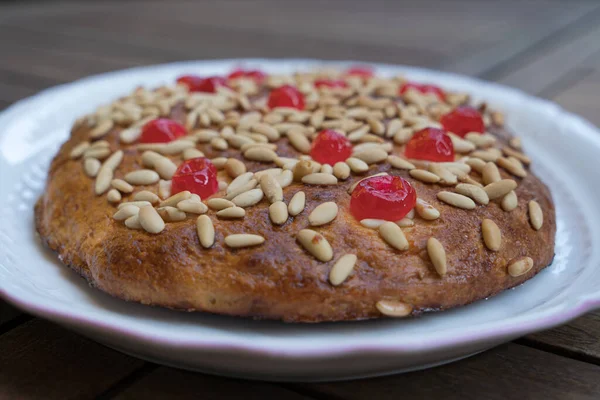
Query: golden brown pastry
[{"left": 35, "top": 68, "right": 555, "bottom": 322}]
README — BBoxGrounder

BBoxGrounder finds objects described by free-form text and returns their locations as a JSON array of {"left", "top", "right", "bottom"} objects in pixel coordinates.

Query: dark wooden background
[{"left": 1, "top": 1, "right": 600, "bottom": 398}]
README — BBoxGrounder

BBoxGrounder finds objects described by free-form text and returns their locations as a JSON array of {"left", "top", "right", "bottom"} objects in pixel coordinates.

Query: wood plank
[
  {"left": 521, "top": 310, "right": 600, "bottom": 365},
  {"left": 490, "top": 8, "right": 600, "bottom": 95},
  {"left": 113, "top": 367, "right": 314, "bottom": 400},
  {"left": 296, "top": 343, "right": 600, "bottom": 400},
  {"left": 0, "top": 319, "right": 144, "bottom": 400}
]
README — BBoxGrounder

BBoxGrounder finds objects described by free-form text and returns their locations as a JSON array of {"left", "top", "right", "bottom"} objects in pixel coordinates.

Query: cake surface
[{"left": 35, "top": 67, "right": 556, "bottom": 322}]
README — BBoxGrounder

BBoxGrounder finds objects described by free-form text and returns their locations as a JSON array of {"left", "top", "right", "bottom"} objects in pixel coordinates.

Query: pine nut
[
  {"left": 437, "top": 191, "right": 476, "bottom": 209},
  {"left": 207, "top": 198, "right": 235, "bottom": 211},
  {"left": 216, "top": 206, "right": 246, "bottom": 219},
  {"left": 211, "top": 137, "right": 228, "bottom": 151},
  {"left": 225, "top": 179, "right": 258, "bottom": 200},
  {"left": 497, "top": 156, "right": 527, "bottom": 178},
  {"left": 227, "top": 134, "right": 254, "bottom": 149},
  {"left": 501, "top": 191, "right": 518, "bottom": 211},
  {"left": 320, "top": 164, "right": 333, "bottom": 174},
  {"left": 183, "top": 148, "right": 205, "bottom": 160},
  {"left": 509, "top": 137, "right": 522, "bottom": 150},
  {"left": 113, "top": 205, "right": 139, "bottom": 221},
  {"left": 396, "top": 218, "right": 414, "bottom": 227},
  {"left": 138, "top": 205, "right": 165, "bottom": 233},
  {"left": 528, "top": 200, "right": 543, "bottom": 230},
  {"left": 348, "top": 125, "right": 369, "bottom": 142},
  {"left": 353, "top": 148, "right": 387, "bottom": 165},
  {"left": 160, "top": 191, "right": 192, "bottom": 207},
  {"left": 107, "top": 188, "right": 122, "bottom": 203},
  {"left": 70, "top": 141, "right": 90, "bottom": 159},
  {"left": 466, "top": 132, "right": 496, "bottom": 148},
  {"left": 329, "top": 254, "right": 357, "bottom": 286},
  {"left": 227, "top": 172, "right": 254, "bottom": 194},
  {"left": 89, "top": 119, "right": 114, "bottom": 139},
  {"left": 196, "top": 215, "right": 215, "bottom": 248},
  {"left": 333, "top": 162, "right": 351, "bottom": 180},
  {"left": 455, "top": 183, "right": 489, "bottom": 205},
  {"left": 232, "top": 188, "right": 264, "bottom": 208},
  {"left": 224, "top": 158, "right": 247, "bottom": 178},
  {"left": 360, "top": 219, "right": 385, "bottom": 229},
  {"left": 293, "top": 159, "right": 320, "bottom": 181},
  {"left": 427, "top": 237, "right": 447, "bottom": 276},
  {"left": 502, "top": 147, "right": 531, "bottom": 165},
  {"left": 124, "top": 169, "right": 160, "bottom": 185},
  {"left": 393, "top": 128, "right": 414, "bottom": 145},
  {"left": 244, "top": 147, "right": 277, "bottom": 162},
  {"left": 287, "top": 128, "right": 311, "bottom": 153},
  {"left": 124, "top": 215, "right": 142, "bottom": 230},
  {"left": 449, "top": 133, "right": 476, "bottom": 153},
  {"left": 157, "top": 206, "right": 187, "bottom": 222},
  {"left": 95, "top": 167, "right": 113, "bottom": 195},
  {"left": 482, "top": 219, "right": 501, "bottom": 251},
  {"left": 379, "top": 222, "right": 409, "bottom": 251},
  {"left": 118, "top": 201, "right": 151, "bottom": 209},
  {"left": 158, "top": 179, "right": 171, "bottom": 199},
  {"left": 388, "top": 155, "right": 415, "bottom": 170},
  {"left": 376, "top": 300, "right": 413, "bottom": 317},
  {"left": 119, "top": 126, "right": 142, "bottom": 144},
  {"left": 429, "top": 164, "right": 457, "bottom": 185},
  {"left": 254, "top": 168, "right": 283, "bottom": 180},
  {"left": 252, "top": 122, "right": 280, "bottom": 141},
  {"left": 346, "top": 157, "right": 369, "bottom": 173},
  {"left": 141, "top": 150, "right": 163, "bottom": 168},
  {"left": 211, "top": 157, "right": 228, "bottom": 169},
  {"left": 508, "top": 256, "right": 534, "bottom": 277},
  {"left": 386, "top": 118, "right": 404, "bottom": 138},
  {"left": 297, "top": 229, "right": 333, "bottom": 262},
  {"left": 482, "top": 162, "right": 501, "bottom": 185},
  {"left": 152, "top": 157, "right": 176, "bottom": 180},
  {"left": 225, "top": 234, "right": 265, "bottom": 248},
  {"left": 275, "top": 169, "right": 293, "bottom": 188},
  {"left": 466, "top": 158, "right": 486, "bottom": 173},
  {"left": 484, "top": 179, "right": 517, "bottom": 200},
  {"left": 309, "top": 202, "right": 338, "bottom": 226},
  {"left": 410, "top": 169, "right": 440, "bottom": 184},
  {"left": 177, "top": 199, "right": 208, "bottom": 214},
  {"left": 84, "top": 158, "right": 101, "bottom": 177},
  {"left": 470, "top": 150, "right": 500, "bottom": 162},
  {"left": 415, "top": 198, "right": 440, "bottom": 220},
  {"left": 302, "top": 173, "right": 338, "bottom": 185},
  {"left": 288, "top": 191, "right": 306, "bottom": 216},
  {"left": 134, "top": 190, "right": 160, "bottom": 204},
  {"left": 84, "top": 146, "right": 111, "bottom": 160},
  {"left": 260, "top": 174, "right": 283, "bottom": 203},
  {"left": 269, "top": 201, "right": 288, "bottom": 225}
]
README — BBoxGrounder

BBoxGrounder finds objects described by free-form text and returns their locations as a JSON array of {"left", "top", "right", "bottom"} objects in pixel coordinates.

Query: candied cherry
[
  {"left": 345, "top": 66, "right": 374, "bottom": 79},
  {"left": 440, "top": 106, "right": 485, "bottom": 137},
  {"left": 228, "top": 68, "right": 266, "bottom": 82},
  {"left": 310, "top": 129, "right": 353, "bottom": 165},
  {"left": 171, "top": 157, "right": 218, "bottom": 199},
  {"left": 350, "top": 175, "right": 416, "bottom": 222},
  {"left": 404, "top": 128, "right": 454, "bottom": 162},
  {"left": 139, "top": 118, "right": 187, "bottom": 144},
  {"left": 268, "top": 85, "right": 305, "bottom": 110},
  {"left": 400, "top": 82, "right": 445, "bottom": 101},
  {"left": 314, "top": 79, "right": 348, "bottom": 89},
  {"left": 176, "top": 75, "right": 228, "bottom": 93}
]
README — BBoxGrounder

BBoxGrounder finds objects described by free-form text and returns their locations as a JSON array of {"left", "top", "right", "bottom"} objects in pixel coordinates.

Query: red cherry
[
  {"left": 139, "top": 119, "right": 187, "bottom": 144},
  {"left": 400, "top": 82, "right": 445, "bottom": 101},
  {"left": 345, "top": 66, "right": 374, "bottom": 79},
  {"left": 404, "top": 128, "right": 454, "bottom": 162},
  {"left": 228, "top": 69, "right": 266, "bottom": 82},
  {"left": 314, "top": 79, "right": 348, "bottom": 89},
  {"left": 310, "top": 129, "right": 353, "bottom": 165},
  {"left": 440, "top": 106, "right": 485, "bottom": 137},
  {"left": 268, "top": 85, "right": 305, "bottom": 110},
  {"left": 350, "top": 175, "right": 416, "bottom": 222},
  {"left": 176, "top": 75, "right": 228, "bottom": 93},
  {"left": 171, "top": 157, "right": 218, "bottom": 199}
]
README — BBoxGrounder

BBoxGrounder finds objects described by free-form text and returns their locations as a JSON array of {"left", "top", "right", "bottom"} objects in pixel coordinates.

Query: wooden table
[{"left": 1, "top": 1, "right": 600, "bottom": 398}]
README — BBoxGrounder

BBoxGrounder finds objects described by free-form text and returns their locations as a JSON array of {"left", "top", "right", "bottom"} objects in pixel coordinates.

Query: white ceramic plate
[{"left": 1, "top": 59, "right": 599, "bottom": 381}]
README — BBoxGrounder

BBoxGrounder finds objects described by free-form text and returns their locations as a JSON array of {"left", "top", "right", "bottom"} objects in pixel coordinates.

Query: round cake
[{"left": 35, "top": 66, "right": 556, "bottom": 322}]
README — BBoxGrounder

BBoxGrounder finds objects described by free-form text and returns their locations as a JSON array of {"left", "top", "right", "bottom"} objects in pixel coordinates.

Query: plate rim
[{"left": 1, "top": 58, "right": 600, "bottom": 360}]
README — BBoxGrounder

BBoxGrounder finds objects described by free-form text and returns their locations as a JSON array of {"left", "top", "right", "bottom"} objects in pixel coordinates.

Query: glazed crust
[{"left": 35, "top": 104, "right": 556, "bottom": 323}]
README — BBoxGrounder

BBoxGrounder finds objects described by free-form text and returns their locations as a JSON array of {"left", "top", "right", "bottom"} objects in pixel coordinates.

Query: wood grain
[
  {"left": 297, "top": 343, "right": 600, "bottom": 400},
  {"left": 0, "top": 319, "right": 144, "bottom": 400},
  {"left": 113, "top": 367, "right": 314, "bottom": 400}
]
